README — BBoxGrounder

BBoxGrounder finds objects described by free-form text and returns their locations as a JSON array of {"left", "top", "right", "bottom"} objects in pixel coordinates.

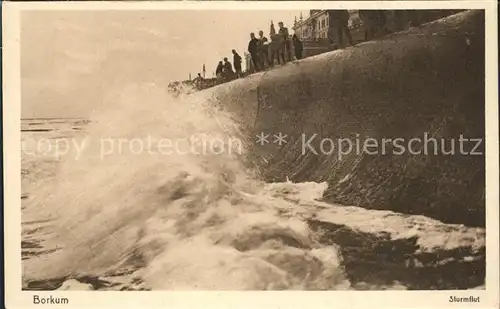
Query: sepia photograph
[{"left": 2, "top": 1, "right": 499, "bottom": 308}]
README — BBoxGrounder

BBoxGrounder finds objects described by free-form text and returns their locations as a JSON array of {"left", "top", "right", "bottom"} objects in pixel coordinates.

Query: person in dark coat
[
  {"left": 278, "top": 21, "right": 292, "bottom": 62},
  {"left": 359, "top": 10, "right": 387, "bottom": 41},
  {"left": 232, "top": 49, "right": 242, "bottom": 77},
  {"left": 222, "top": 57, "right": 234, "bottom": 78},
  {"left": 215, "top": 61, "right": 224, "bottom": 78},
  {"left": 258, "top": 30, "right": 270, "bottom": 69},
  {"left": 292, "top": 34, "right": 303, "bottom": 60},
  {"left": 327, "top": 10, "right": 353, "bottom": 48},
  {"left": 248, "top": 32, "right": 261, "bottom": 72},
  {"left": 194, "top": 73, "right": 205, "bottom": 90}
]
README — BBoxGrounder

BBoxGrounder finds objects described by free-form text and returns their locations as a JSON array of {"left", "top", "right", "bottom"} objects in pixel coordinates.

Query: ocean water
[
  {"left": 22, "top": 83, "right": 352, "bottom": 290},
  {"left": 21, "top": 83, "right": 485, "bottom": 291},
  {"left": 20, "top": 11, "right": 485, "bottom": 291}
]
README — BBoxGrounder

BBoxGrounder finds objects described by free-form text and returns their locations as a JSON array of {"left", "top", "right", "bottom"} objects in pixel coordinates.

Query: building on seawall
[
  {"left": 292, "top": 9, "right": 362, "bottom": 41},
  {"left": 291, "top": 10, "right": 363, "bottom": 58},
  {"left": 291, "top": 9, "right": 464, "bottom": 58}
]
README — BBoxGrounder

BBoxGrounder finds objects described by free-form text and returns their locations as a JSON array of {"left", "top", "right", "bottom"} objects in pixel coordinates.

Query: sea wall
[{"left": 208, "top": 10, "right": 485, "bottom": 227}]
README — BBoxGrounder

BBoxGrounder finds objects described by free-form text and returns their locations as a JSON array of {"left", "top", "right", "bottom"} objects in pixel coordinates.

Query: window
[{"left": 321, "top": 19, "right": 325, "bottom": 29}]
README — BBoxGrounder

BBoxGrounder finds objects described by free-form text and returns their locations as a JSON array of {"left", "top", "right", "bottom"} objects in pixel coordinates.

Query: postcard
[{"left": 2, "top": 1, "right": 498, "bottom": 308}]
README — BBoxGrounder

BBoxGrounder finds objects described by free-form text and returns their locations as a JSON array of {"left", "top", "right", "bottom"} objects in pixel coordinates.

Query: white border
[
  {"left": 3, "top": 1, "right": 499, "bottom": 309},
  {"left": 1, "top": 1, "right": 496, "bottom": 10}
]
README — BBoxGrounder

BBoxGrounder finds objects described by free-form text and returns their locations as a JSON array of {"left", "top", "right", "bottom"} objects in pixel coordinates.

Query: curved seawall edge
[{"left": 211, "top": 10, "right": 485, "bottom": 227}]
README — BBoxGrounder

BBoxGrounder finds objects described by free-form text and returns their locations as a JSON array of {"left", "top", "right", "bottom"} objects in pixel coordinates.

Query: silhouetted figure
[
  {"left": 394, "top": 10, "right": 438, "bottom": 33},
  {"left": 258, "top": 30, "right": 271, "bottom": 69},
  {"left": 194, "top": 73, "right": 204, "bottom": 89},
  {"left": 269, "top": 21, "right": 283, "bottom": 65},
  {"left": 278, "top": 21, "right": 292, "bottom": 62},
  {"left": 248, "top": 32, "right": 261, "bottom": 72},
  {"left": 292, "top": 34, "right": 303, "bottom": 60},
  {"left": 232, "top": 49, "right": 242, "bottom": 77},
  {"left": 327, "top": 10, "right": 353, "bottom": 48},
  {"left": 393, "top": 10, "right": 410, "bottom": 31},
  {"left": 407, "top": 10, "right": 423, "bottom": 27},
  {"left": 359, "top": 10, "right": 387, "bottom": 41},
  {"left": 222, "top": 57, "right": 234, "bottom": 79},
  {"left": 215, "top": 61, "right": 224, "bottom": 78}
]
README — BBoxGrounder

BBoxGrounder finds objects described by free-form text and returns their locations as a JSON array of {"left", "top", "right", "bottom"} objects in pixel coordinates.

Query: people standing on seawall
[
  {"left": 393, "top": 10, "right": 412, "bottom": 32},
  {"left": 327, "top": 10, "right": 353, "bottom": 49},
  {"left": 269, "top": 20, "right": 283, "bottom": 66},
  {"left": 406, "top": 10, "right": 423, "bottom": 27},
  {"left": 194, "top": 73, "right": 204, "bottom": 89},
  {"left": 292, "top": 33, "right": 303, "bottom": 60},
  {"left": 278, "top": 21, "right": 291, "bottom": 63},
  {"left": 215, "top": 61, "right": 224, "bottom": 78},
  {"left": 248, "top": 32, "right": 261, "bottom": 72},
  {"left": 222, "top": 57, "right": 234, "bottom": 79},
  {"left": 258, "top": 30, "right": 270, "bottom": 69},
  {"left": 232, "top": 49, "right": 243, "bottom": 77},
  {"left": 358, "top": 10, "right": 387, "bottom": 41}
]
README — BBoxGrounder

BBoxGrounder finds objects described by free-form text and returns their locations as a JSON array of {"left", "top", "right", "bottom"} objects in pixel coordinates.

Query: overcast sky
[{"left": 21, "top": 10, "right": 307, "bottom": 117}]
